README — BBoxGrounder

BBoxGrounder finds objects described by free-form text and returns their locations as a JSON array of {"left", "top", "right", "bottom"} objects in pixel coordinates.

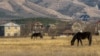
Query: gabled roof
[
  {"left": 0, "top": 22, "right": 20, "bottom": 26},
  {"left": 97, "top": 21, "right": 100, "bottom": 23},
  {"left": 34, "top": 22, "right": 43, "bottom": 26},
  {"left": 63, "top": 30, "right": 73, "bottom": 33}
]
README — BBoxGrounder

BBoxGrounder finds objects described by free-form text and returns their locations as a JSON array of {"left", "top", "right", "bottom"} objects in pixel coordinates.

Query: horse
[
  {"left": 71, "top": 32, "right": 92, "bottom": 46},
  {"left": 31, "top": 32, "right": 43, "bottom": 39}
]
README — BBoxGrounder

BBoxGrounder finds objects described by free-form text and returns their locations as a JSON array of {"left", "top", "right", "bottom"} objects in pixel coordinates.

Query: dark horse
[
  {"left": 71, "top": 32, "right": 92, "bottom": 46},
  {"left": 31, "top": 32, "right": 43, "bottom": 39}
]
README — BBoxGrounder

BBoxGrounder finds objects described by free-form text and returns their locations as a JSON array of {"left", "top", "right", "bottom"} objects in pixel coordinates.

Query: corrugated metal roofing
[{"left": 0, "top": 22, "right": 20, "bottom": 26}]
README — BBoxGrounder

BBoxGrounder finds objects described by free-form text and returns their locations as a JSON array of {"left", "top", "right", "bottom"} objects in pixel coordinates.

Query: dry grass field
[{"left": 0, "top": 36, "right": 100, "bottom": 56}]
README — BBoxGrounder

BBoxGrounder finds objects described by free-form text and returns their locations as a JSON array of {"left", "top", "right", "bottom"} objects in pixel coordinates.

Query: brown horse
[{"left": 71, "top": 32, "right": 92, "bottom": 46}]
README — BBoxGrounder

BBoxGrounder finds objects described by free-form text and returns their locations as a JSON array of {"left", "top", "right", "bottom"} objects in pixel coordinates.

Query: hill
[
  {"left": 0, "top": 0, "right": 100, "bottom": 20},
  {"left": 11, "top": 17, "right": 65, "bottom": 26}
]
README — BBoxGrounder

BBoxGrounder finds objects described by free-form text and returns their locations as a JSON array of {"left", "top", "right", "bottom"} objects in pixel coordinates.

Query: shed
[{"left": 0, "top": 22, "right": 20, "bottom": 37}]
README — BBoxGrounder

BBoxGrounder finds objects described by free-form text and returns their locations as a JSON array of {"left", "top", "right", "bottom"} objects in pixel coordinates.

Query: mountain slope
[
  {"left": 0, "top": 0, "right": 72, "bottom": 20},
  {"left": 0, "top": 0, "right": 100, "bottom": 20},
  {"left": 32, "top": 0, "right": 100, "bottom": 17}
]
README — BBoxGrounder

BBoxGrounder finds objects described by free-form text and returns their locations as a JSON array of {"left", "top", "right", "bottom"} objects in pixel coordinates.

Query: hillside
[
  {"left": 11, "top": 17, "right": 65, "bottom": 26},
  {"left": 33, "top": 0, "right": 100, "bottom": 17},
  {"left": 0, "top": 0, "right": 100, "bottom": 20},
  {"left": 0, "top": 0, "right": 71, "bottom": 20}
]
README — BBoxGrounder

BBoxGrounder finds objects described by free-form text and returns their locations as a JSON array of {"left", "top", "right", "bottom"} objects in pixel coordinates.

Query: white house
[{"left": 0, "top": 22, "right": 20, "bottom": 37}]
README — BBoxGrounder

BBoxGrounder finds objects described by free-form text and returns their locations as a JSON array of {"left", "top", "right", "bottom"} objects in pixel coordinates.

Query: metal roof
[{"left": 0, "top": 22, "right": 20, "bottom": 27}]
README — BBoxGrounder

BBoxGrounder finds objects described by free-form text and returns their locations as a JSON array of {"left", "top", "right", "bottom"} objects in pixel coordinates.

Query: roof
[
  {"left": 34, "top": 22, "right": 43, "bottom": 26},
  {"left": 0, "top": 22, "right": 20, "bottom": 27},
  {"left": 0, "top": 20, "right": 7, "bottom": 25},
  {"left": 97, "top": 21, "right": 100, "bottom": 23},
  {"left": 63, "top": 30, "right": 73, "bottom": 33}
]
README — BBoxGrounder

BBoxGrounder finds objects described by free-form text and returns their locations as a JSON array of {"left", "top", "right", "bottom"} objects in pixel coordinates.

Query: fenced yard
[{"left": 0, "top": 36, "right": 100, "bottom": 56}]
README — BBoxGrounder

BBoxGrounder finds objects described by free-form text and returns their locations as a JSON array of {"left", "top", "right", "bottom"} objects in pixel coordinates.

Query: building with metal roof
[{"left": 0, "top": 22, "right": 20, "bottom": 37}]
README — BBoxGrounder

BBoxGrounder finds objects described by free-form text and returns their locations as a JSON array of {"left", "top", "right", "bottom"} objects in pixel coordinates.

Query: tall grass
[{"left": 0, "top": 36, "right": 100, "bottom": 56}]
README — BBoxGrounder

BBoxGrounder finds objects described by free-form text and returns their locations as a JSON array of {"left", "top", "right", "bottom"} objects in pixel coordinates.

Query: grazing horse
[
  {"left": 31, "top": 32, "right": 43, "bottom": 39},
  {"left": 71, "top": 32, "right": 92, "bottom": 46}
]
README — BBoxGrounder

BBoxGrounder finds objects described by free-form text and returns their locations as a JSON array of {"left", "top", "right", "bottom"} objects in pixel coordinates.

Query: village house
[
  {"left": 33, "top": 22, "right": 43, "bottom": 31},
  {"left": 95, "top": 21, "right": 100, "bottom": 35},
  {"left": 61, "top": 23, "right": 73, "bottom": 35},
  {"left": 21, "top": 21, "right": 44, "bottom": 36},
  {"left": 61, "top": 21, "right": 84, "bottom": 35},
  {"left": 32, "top": 21, "right": 44, "bottom": 34},
  {"left": 72, "top": 21, "right": 84, "bottom": 33},
  {"left": 0, "top": 22, "right": 20, "bottom": 37}
]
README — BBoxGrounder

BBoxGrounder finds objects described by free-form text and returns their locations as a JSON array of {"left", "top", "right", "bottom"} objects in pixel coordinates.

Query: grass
[{"left": 0, "top": 36, "right": 100, "bottom": 56}]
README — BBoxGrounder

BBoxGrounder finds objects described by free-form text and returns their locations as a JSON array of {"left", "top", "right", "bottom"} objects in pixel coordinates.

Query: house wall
[
  {"left": 97, "top": 23, "right": 100, "bottom": 35},
  {"left": 72, "top": 22, "right": 83, "bottom": 33},
  {"left": 4, "top": 26, "right": 20, "bottom": 37}
]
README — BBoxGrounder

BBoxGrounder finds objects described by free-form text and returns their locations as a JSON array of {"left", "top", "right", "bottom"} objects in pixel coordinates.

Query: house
[
  {"left": 62, "top": 30, "right": 74, "bottom": 35},
  {"left": 72, "top": 21, "right": 84, "bottom": 33},
  {"left": 32, "top": 22, "right": 44, "bottom": 33},
  {"left": 33, "top": 22, "right": 43, "bottom": 30},
  {"left": 0, "top": 22, "right": 20, "bottom": 37},
  {"left": 20, "top": 21, "right": 44, "bottom": 36},
  {"left": 95, "top": 21, "right": 100, "bottom": 35}
]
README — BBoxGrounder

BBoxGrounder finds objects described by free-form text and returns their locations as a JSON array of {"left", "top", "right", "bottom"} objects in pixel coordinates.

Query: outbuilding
[{"left": 0, "top": 22, "right": 20, "bottom": 37}]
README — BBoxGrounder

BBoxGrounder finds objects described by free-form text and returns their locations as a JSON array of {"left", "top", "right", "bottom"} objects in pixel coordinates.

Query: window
[
  {"left": 7, "top": 33, "right": 10, "bottom": 36},
  {"left": 8, "top": 27, "right": 10, "bottom": 29},
  {"left": 14, "top": 33, "right": 18, "bottom": 36},
  {"left": 15, "top": 26, "right": 17, "bottom": 29}
]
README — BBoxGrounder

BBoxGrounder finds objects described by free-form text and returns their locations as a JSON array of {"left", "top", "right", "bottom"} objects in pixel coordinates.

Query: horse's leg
[
  {"left": 90, "top": 35, "right": 92, "bottom": 46},
  {"left": 31, "top": 35, "right": 33, "bottom": 39},
  {"left": 88, "top": 35, "right": 92, "bottom": 46},
  {"left": 51, "top": 36, "right": 55, "bottom": 39},
  {"left": 79, "top": 39, "right": 83, "bottom": 46},
  {"left": 89, "top": 39, "right": 92, "bottom": 46},
  {"left": 77, "top": 39, "right": 79, "bottom": 46},
  {"left": 34, "top": 36, "right": 37, "bottom": 40}
]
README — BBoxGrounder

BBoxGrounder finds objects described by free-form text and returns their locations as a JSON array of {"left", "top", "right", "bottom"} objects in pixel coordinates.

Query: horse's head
[
  {"left": 71, "top": 34, "right": 77, "bottom": 46},
  {"left": 71, "top": 40, "right": 74, "bottom": 46}
]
